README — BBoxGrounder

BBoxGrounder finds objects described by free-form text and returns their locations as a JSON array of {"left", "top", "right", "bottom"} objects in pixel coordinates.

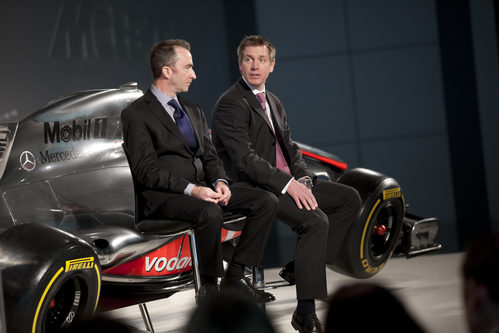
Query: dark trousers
[
  {"left": 153, "top": 183, "right": 279, "bottom": 278},
  {"left": 277, "top": 180, "right": 361, "bottom": 300}
]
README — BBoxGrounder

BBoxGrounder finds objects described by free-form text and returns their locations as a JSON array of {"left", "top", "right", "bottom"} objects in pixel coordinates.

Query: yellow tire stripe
[
  {"left": 93, "top": 265, "right": 101, "bottom": 312},
  {"left": 401, "top": 194, "right": 406, "bottom": 216},
  {"left": 360, "top": 198, "right": 381, "bottom": 259},
  {"left": 32, "top": 267, "right": 64, "bottom": 333}
]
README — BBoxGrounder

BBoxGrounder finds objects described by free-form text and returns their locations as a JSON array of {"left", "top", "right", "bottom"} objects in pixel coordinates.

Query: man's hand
[
  {"left": 215, "top": 181, "right": 231, "bottom": 206},
  {"left": 191, "top": 186, "right": 223, "bottom": 203},
  {"left": 286, "top": 179, "right": 318, "bottom": 210}
]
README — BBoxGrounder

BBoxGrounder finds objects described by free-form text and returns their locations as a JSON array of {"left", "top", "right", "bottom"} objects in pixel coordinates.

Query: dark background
[{"left": 1, "top": 0, "right": 497, "bottom": 265}]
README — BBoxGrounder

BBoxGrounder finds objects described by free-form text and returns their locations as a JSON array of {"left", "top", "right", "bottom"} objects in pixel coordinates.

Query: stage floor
[{"left": 107, "top": 252, "right": 467, "bottom": 333}]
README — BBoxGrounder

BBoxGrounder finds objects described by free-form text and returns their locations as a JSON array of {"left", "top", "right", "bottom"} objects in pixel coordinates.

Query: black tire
[
  {"left": 0, "top": 223, "right": 101, "bottom": 333},
  {"left": 332, "top": 168, "right": 405, "bottom": 278}
]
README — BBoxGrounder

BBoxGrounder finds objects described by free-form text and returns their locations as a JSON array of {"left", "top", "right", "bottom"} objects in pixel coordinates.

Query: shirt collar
[
  {"left": 242, "top": 76, "right": 265, "bottom": 95},
  {"left": 150, "top": 84, "right": 179, "bottom": 107}
]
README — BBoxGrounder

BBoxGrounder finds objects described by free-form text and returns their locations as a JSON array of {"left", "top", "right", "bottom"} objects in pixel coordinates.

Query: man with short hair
[
  {"left": 121, "top": 39, "right": 278, "bottom": 303},
  {"left": 462, "top": 232, "right": 499, "bottom": 333},
  {"left": 212, "top": 35, "right": 362, "bottom": 332}
]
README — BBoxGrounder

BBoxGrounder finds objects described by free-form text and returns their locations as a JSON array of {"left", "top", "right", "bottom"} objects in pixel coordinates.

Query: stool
[
  {"left": 135, "top": 219, "right": 202, "bottom": 333},
  {"left": 134, "top": 213, "right": 254, "bottom": 332}
]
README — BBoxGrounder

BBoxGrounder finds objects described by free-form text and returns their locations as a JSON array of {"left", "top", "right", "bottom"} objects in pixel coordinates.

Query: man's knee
[
  {"left": 196, "top": 204, "right": 223, "bottom": 229},
  {"left": 295, "top": 210, "right": 329, "bottom": 236},
  {"left": 242, "top": 188, "right": 279, "bottom": 215},
  {"left": 330, "top": 182, "right": 362, "bottom": 213},
  {"left": 258, "top": 191, "right": 279, "bottom": 212}
]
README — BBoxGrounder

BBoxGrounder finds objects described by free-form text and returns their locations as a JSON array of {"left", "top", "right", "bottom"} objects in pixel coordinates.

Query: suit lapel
[
  {"left": 266, "top": 93, "right": 285, "bottom": 135},
  {"left": 144, "top": 90, "right": 192, "bottom": 153},
  {"left": 237, "top": 79, "right": 274, "bottom": 132}
]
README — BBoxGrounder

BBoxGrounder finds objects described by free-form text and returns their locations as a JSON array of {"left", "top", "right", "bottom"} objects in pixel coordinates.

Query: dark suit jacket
[
  {"left": 121, "top": 89, "right": 228, "bottom": 217},
  {"left": 211, "top": 78, "right": 314, "bottom": 195}
]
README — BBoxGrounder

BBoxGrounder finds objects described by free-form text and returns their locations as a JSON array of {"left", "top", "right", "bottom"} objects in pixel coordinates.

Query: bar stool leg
[
  {"left": 252, "top": 266, "right": 266, "bottom": 311},
  {"left": 252, "top": 266, "right": 265, "bottom": 288},
  {"left": 138, "top": 303, "right": 155, "bottom": 333},
  {"left": 188, "top": 231, "right": 202, "bottom": 303}
]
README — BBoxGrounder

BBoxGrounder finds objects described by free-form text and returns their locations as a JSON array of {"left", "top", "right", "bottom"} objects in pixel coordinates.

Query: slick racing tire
[
  {"left": 0, "top": 222, "right": 101, "bottom": 333},
  {"left": 332, "top": 168, "right": 405, "bottom": 279}
]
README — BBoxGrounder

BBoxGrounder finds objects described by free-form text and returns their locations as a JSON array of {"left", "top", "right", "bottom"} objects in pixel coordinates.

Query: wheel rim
[
  {"left": 44, "top": 277, "right": 82, "bottom": 332},
  {"left": 368, "top": 202, "right": 397, "bottom": 262}
]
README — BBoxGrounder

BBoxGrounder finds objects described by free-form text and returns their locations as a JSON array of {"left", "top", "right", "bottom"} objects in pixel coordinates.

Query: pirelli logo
[
  {"left": 65, "top": 257, "right": 95, "bottom": 272},
  {"left": 383, "top": 188, "right": 401, "bottom": 200}
]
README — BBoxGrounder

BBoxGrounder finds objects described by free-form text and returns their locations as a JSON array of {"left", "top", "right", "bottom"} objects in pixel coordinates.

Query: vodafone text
[{"left": 145, "top": 256, "right": 192, "bottom": 272}]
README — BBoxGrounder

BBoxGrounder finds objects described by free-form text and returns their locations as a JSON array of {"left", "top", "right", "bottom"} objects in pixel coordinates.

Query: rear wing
[{"left": 0, "top": 122, "right": 18, "bottom": 180}]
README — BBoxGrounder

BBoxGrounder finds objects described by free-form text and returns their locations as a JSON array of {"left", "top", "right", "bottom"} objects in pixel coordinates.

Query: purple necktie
[
  {"left": 168, "top": 99, "right": 198, "bottom": 153},
  {"left": 256, "top": 92, "right": 290, "bottom": 174}
]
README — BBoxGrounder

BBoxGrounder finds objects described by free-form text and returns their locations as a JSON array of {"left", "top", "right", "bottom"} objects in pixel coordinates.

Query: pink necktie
[{"left": 256, "top": 92, "right": 291, "bottom": 174}]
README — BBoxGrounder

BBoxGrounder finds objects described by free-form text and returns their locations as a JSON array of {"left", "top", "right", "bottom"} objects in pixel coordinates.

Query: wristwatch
[{"left": 297, "top": 176, "right": 313, "bottom": 189}]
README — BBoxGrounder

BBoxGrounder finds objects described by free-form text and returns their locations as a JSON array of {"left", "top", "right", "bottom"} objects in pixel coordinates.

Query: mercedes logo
[{"left": 20, "top": 151, "right": 36, "bottom": 171}]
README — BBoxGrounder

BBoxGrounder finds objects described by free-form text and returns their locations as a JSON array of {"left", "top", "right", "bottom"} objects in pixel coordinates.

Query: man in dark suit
[
  {"left": 211, "top": 35, "right": 362, "bottom": 332},
  {"left": 121, "top": 39, "right": 277, "bottom": 303}
]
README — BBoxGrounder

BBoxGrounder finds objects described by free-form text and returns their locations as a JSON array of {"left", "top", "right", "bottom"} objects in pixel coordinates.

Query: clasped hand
[{"left": 191, "top": 181, "right": 231, "bottom": 206}]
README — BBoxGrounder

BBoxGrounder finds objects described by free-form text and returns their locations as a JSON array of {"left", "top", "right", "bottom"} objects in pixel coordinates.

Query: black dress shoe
[
  {"left": 279, "top": 260, "right": 296, "bottom": 285},
  {"left": 291, "top": 310, "right": 323, "bottom": 333},
  {"left": 220, "top": 277, "right": 275, "bottom": 303}
]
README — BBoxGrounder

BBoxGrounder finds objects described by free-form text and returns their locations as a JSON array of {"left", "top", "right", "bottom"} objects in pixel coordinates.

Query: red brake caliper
[{"left": 376, "top": 224, "right": 387, "bottom": 236}]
